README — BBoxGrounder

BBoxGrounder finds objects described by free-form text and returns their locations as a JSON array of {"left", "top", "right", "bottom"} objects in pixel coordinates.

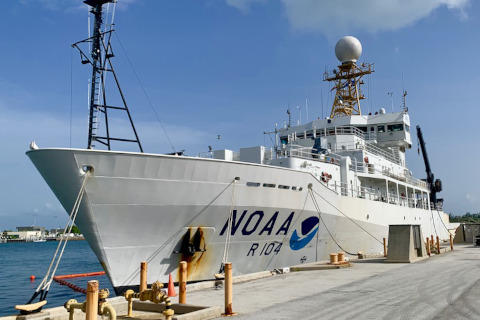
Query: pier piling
[
  {"left": 179, "top": 261, "right": 187, "bottom": 304},
  {"left": 86, "top": 280, "right": 99, "bottom": 320},
  {"left": 140, "top": 261, "right": 147, "bottom": 293}
]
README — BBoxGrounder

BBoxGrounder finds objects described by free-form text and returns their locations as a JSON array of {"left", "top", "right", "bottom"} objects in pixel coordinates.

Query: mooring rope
[
  {"left": 430, "top": 208, "right": 438, "bottom": 237},
  {"left": 27, "top": 171, "right": 90, "bottom": 304},
  {"left": 310, "top": 188, "right": 384, "bottom": 246},
  {"left": 220, "top": 178, "right": 237, "bottom": 273},
  {"left": 308, "top": 189, "right": 356, "bottom": 256}
]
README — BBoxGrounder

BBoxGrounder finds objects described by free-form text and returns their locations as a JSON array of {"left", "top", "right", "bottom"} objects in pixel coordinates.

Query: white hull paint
[{"left": 27, "top": 148, "right": 450, "bottom": 293}]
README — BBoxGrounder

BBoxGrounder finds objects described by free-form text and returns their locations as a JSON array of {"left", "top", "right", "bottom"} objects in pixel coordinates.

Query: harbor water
[{"left": 0, "top": 240, "right": 113, "bottom": 317}]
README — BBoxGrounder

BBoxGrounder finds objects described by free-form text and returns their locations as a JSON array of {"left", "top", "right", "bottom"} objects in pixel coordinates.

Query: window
[
  {"left": 278, "top": 185, "right": 290, "bottom": 190},
  {"left": 405, "top": 124, "right": 410, "bottom": 132},
  {"left": 263, "top": 183, "right": 276, "bottom": 188},
  {"left": 358, "top": 126, "right": 367, "bottom": 133},
  {"left": 246, "top": 182, "right": 260, "bottom": 187},
  {"left": 387, "top": 124, "right": 403, "bottom": 132},
  {"left": 370, "top": 127, "right": 375, "bottom": 132},
  {"left": 378, "top": 125, "right": 385, "bottom": 133}
]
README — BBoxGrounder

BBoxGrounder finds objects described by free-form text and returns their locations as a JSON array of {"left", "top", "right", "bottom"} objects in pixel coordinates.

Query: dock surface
[{"left": 181, "top": 244, "right": 480, "bottom": 319}]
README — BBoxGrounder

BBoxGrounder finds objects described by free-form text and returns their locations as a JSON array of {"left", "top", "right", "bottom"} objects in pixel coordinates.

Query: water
[{"left": 0, "top": 240, "right": 114, "bottom": 317}]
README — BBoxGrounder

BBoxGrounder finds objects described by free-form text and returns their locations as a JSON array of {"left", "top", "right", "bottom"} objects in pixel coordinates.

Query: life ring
[
  {"left": 364, "top": 157, "right": 369, "bottom": 164},
  {"left": 321, "top": 172, "right": 331, "bottom": 183}
]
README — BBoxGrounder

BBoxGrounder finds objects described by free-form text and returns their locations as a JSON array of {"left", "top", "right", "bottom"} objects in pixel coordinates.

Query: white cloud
[
  {"left": 226, "top": 0, "right": 470, "bottom": 35},
  {"left": 466, "top": 193, "right": 476, "bottom": 204},
  {"left": 225, "top": 0, "right": 268, "bottom": 13}
]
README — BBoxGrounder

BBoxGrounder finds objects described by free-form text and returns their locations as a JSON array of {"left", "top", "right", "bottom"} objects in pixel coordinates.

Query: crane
[{"left": 416, "top": 125, "right": 443, "bottom": 209}]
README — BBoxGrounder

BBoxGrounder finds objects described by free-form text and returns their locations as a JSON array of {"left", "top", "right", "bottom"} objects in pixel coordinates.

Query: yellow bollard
[
  {"left": 179, "top": 261, "right": 187, "bottom": 304},
  {"left": 383, "top": 237, "right": 387, "bottom": 257},
  {"left": 140, "top": 261, "right": 148, "bottom": 293},
  {"left": 329, "top": 253, "right": 338, "bottom": 264},
  {"left": 426, "top": 238, "right": 431, "bottom": 256},
  {"left": 450, "top": 234, "right": 454, "bottom": 251},
  {"left": 223, "top": 262, "right": 236, "bottom": 316},
  {"left": 337, "top": 252, "right": 345, "bottom": 263},
  {"left": 436, "top": 236, "right": 440, "bottom": 254},
  {"left": 86, "top": 280, "right": 99, "bottom": 320}
]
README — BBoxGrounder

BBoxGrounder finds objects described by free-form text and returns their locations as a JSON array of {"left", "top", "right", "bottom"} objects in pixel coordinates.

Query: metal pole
[
  {"left": 179, "top": 261, "right": 187, "bottom": 304},
  {"left": 436, "top": 236, "right": 440, "bottom": 254},
  {"left": 86, "top": 280, "right": 99, "bottom": 320},
  {"left": 140, "top": 261, "right": 147, "bottom": 292},
  {"left": 426, "top": 238, "right": 431, "bottom": 256}
]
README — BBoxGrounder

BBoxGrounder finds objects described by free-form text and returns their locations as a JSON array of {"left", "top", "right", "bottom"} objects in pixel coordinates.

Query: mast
[
  {"left": 73, "top": 0, "right": 143, "bottom": 152},
  {"left": 324, "top": 36, "right": 373, "bottom": 118}
]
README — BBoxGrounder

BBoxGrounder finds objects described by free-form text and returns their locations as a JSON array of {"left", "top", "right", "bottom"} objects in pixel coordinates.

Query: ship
[{"left": 27, "top": 0, "right": 452, "bottom": 295}]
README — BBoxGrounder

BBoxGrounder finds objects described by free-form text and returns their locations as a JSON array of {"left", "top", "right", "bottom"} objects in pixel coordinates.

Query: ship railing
[
  {"left": 328, "top": 180, "right": 378, "bottom": 200},
  {"left": 282, "top": 145, "right": 343, "bottom": 164},
  {"left": 313, "top": 126, "right": 376, "bottom": 141},
  {"left": 329, "top": 181, "right": 430, "bottom": 209},
  {"left": 329, "top": 140, "right": 401, "bottom": 166}
]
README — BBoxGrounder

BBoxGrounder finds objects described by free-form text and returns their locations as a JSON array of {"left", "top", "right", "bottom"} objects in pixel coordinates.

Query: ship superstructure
[{"left": 27, "top": 1, "right": 451, "bottom": 295}]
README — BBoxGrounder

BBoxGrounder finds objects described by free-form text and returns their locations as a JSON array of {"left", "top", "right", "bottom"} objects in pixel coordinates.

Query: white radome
[{"left": 335, "top": 36, "right": 362, "bottom": 63}]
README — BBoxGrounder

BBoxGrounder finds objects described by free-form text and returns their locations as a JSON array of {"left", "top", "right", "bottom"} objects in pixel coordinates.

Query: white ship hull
[{"left": 27, "top": 148, "right": 450, "bottom": 294}]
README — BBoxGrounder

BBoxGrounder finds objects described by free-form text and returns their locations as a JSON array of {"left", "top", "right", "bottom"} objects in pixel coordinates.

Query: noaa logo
[{"left": 289, "top": 216, "right": 319, "bottom": 250}]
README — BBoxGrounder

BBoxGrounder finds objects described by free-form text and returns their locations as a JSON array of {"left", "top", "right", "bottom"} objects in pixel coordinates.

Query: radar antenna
[
  {"left": 72, "top": 0, "right": 143, "bottom": 152},
  {"left": 324, "top": 36, "right": 373, "bottom": 118}
]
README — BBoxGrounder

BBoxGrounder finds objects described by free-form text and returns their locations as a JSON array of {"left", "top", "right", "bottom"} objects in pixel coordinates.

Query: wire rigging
[{"left": 113, "top": 32, "right": 177, "bottom": 154}]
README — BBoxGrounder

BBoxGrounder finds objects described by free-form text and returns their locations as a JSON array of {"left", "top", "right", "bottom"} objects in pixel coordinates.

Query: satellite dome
[{"left": 335, "top": 36, "right": 362, "bottom": 63}]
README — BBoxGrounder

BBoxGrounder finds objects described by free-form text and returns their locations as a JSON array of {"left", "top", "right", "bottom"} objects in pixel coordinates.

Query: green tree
[{"left": 71, "top": 225, "right": 81, "bottom": 235}]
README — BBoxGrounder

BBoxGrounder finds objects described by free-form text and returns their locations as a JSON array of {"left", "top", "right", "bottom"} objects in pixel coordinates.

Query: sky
[{"left": 0, "top": 0, "right": 478, "bottom": 230}]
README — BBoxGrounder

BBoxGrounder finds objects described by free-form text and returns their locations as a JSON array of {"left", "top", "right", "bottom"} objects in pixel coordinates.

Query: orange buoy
[{"left": 30, "top": 275, "right": 35, "bottom": 281}]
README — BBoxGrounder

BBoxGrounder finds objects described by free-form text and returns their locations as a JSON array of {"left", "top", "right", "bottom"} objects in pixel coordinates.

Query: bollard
[
  {"left": 383, "top": 237, "right": 387, "bottom": 257},
  {"left": 86, "top": 280, "right": 99, "bottom": 320},
  {"left": 337, "top": 252, "right": 345, "bottom": 263},
  {"left": 431, "top": 235, "right": 434, "bottom": 248},
  {"left": 426, "top": 238, "right": 431, "bottom": 256},
  {"left": 179, "top": 261, "right": 187, "bottom": 304},
  {"left": 140, "top": 261, "right": 148, "bottom": 293},
  {"left": 223, "top": 262, "right": 236, "bottom": 316},
  {"left": 436, "top": 236, "right": 440, "bottom": 254},
  {"left": 329, "top": 253, "right": 338, "bottom": 264},
  {"left": 450, "top": 234, "right": 454, "bottom": 251}
]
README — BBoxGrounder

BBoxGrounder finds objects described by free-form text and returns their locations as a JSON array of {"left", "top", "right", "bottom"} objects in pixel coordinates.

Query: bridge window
[
  {"left": 378, "top": 125, "right": 385, "bottom": 133},
  {"left": 387, "top": 124, "right": 403, "bottom": 132}
]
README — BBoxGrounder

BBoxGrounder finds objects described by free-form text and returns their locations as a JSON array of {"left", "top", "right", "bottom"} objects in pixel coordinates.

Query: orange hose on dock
[
  {"left": 53, "top": 271, "right": 105, "bottom": 294},
  {"left": 53, "top": 271, "right": 105, "bottom": 280}
]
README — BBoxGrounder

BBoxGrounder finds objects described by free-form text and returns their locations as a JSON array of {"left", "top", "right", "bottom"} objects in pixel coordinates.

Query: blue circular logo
[{"left": 289, "top": 216, "right": 319, "bottom": 250}]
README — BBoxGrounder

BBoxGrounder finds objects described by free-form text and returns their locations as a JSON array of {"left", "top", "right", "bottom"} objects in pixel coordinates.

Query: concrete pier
[{"left": 181, "top": 244, "right": 480, "bottom": 319}]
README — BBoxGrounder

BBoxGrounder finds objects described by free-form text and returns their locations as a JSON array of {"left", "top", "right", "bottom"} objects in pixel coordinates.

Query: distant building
[
  {"left": 5, "top": 226, "right": 45, "bottom": 241},
  {"left": 17, "top": 226, "right": 45, "bottom": 233}
]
